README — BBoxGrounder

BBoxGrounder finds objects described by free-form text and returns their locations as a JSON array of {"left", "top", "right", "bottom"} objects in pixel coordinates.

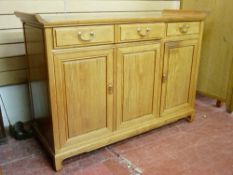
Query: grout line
[
  {"left": 0, "top": 68, "right": 27, "bottom": 73},
  {"left": 0, "top": 10, "right": 165, "bottom": 16},
  {"left": 64, "top": 0, "right": 67, "bottom": 13},
  {"left": 0, "top": 42, "right": 24, "bottom": 46},
  {"left": 0, "top": 28, "right": 22, "bottom": 31},
  {"left": 0, "top": 152, "right": 42, "bottom": 167},
  {"left": 105, "top": 147, "right": 143, "bottom": 175}
]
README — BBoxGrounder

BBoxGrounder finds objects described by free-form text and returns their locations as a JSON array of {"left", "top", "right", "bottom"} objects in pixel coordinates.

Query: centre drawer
[
  {"left": 53, "top": 25, "right": 114, "bottom": 47},
  {"left": 118, "top": 23, "right": 165, "bottom": 42}
]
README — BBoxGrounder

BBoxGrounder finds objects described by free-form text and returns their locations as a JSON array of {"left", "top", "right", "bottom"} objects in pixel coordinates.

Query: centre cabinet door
[
  {"left": 160, "top": 40, "right": 199, "bottom": 117},
  {"left": 53, "top": 47, "right": 114, "bottom": 147},
  {"left": 116, "top": 43, "right": 161, "bottom": 130}
]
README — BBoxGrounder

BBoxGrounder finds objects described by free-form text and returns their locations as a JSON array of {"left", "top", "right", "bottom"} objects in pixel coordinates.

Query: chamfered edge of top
[{"left": 14, "top": 9, "right": 208, "bottom": 27}]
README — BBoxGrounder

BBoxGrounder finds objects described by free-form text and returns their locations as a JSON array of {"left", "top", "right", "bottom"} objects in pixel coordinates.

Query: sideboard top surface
[{"left": 15, "top": 10, "right": 208, "bottom": 27}]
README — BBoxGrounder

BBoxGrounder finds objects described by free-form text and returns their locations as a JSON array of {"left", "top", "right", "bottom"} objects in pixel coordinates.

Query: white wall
[
  {"left": 0, "top": 0, "right": 180, "bottom": 126},
  {"left": 0, "top": 84, "right": 31, "bottom": 126}
]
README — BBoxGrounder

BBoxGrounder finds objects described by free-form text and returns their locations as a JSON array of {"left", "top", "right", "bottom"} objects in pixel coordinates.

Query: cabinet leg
[
  {"left": 216, "top": 100, "right": 222, "bottom": 108},
  {"left": 186, "top": 113, "right": 195, "bottom": 123},
  {"left": 226, "top": 108, "right": 233, "bottom": 114},
  {"left": 226, "top": 100, "right": 233, "bottom": 113},
  {"left": 53, "top": 157, "right": 63, "bottom": 171}
]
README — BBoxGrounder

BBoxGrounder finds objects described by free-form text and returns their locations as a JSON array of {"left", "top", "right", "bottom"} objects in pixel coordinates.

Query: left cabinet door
[{"left": 53, "top": 48, "right": 114, "bottom": 147}]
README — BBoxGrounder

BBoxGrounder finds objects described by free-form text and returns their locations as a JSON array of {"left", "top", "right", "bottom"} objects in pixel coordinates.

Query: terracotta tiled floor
[{"left": 0, "top": 95, "right": 233, "bottom": 175}]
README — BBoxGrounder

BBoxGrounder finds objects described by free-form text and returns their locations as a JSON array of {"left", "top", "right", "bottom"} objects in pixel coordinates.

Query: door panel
[
  {"left": 64, "top": 57, "right": 107, "bottom": 137},
  {"left": 165, "top": 46, "right": 193, "bottom": 109},
  {"left": 117, "top": 43, "right": 161, "bottom": 129},
  {"left": 53, "top": 48, "right": 114, "bottom": 147},
  {"left": 161, "top": 40, "right": 198, "bottom": 116},
  {"left": 123, "top": 51, "right": 155, "bottom": 121}
]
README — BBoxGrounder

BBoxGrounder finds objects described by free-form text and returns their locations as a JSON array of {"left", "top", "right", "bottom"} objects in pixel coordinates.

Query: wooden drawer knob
[
  {"left": 137, "top": 27, "right": 151, "bottom": 37},
  {"left": 108, "top": 84, "right": 113, "bottom": 94},
  {"left": 78, "top": 31, "right": 95, "bottom": 41},
  {"left": 179, "top": 24, "right": 190, "bottom": 34},
  {"left": 162, "top": 74, "right": 168, "bottom": 83}
]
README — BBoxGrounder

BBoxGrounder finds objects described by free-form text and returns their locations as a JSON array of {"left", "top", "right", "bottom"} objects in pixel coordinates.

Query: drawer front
[
  {"left": 167, "top": 22, "right": 200, "bottom": 36},
  {"left": 119, "top": 23, "right": 165, "bottom": 42},
  {"left": 54, "top": 25, "right": 114, "bottom": 47}
]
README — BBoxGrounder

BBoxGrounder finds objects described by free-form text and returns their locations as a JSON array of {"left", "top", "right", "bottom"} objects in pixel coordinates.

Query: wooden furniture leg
[
  {"left": 216, "top": 100, "right": 222, "bottom": 108},
  {"left": 226, "top": 107, "right": 233, "bottom": 113},
  {"left": 53, "top": 158, "right": 63, "bottom": 171},
  {"left": 186, "top": 113, "right": 195, "bottom": 122}
]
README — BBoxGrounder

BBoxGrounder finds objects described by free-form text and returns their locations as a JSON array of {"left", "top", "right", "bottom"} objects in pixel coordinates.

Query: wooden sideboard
[{"left": 15, "top": 10, "right": 207, "bottom": 171}]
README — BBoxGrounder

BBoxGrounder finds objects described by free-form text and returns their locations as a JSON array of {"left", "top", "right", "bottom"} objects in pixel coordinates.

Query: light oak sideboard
[{"left": 15, "top": 10, "right": 207, "bottom": 171}]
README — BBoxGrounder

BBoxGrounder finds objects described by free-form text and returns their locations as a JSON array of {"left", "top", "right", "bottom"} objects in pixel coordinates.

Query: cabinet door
[
  {"left": 53, "top": 48, "right": 114, "bottom": 147},
  {"left": 160, "top": 40, "right": 199, "bottom": 117},
  {"left": 117, "top": 43, "right": 161, "bottom": 130}
]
